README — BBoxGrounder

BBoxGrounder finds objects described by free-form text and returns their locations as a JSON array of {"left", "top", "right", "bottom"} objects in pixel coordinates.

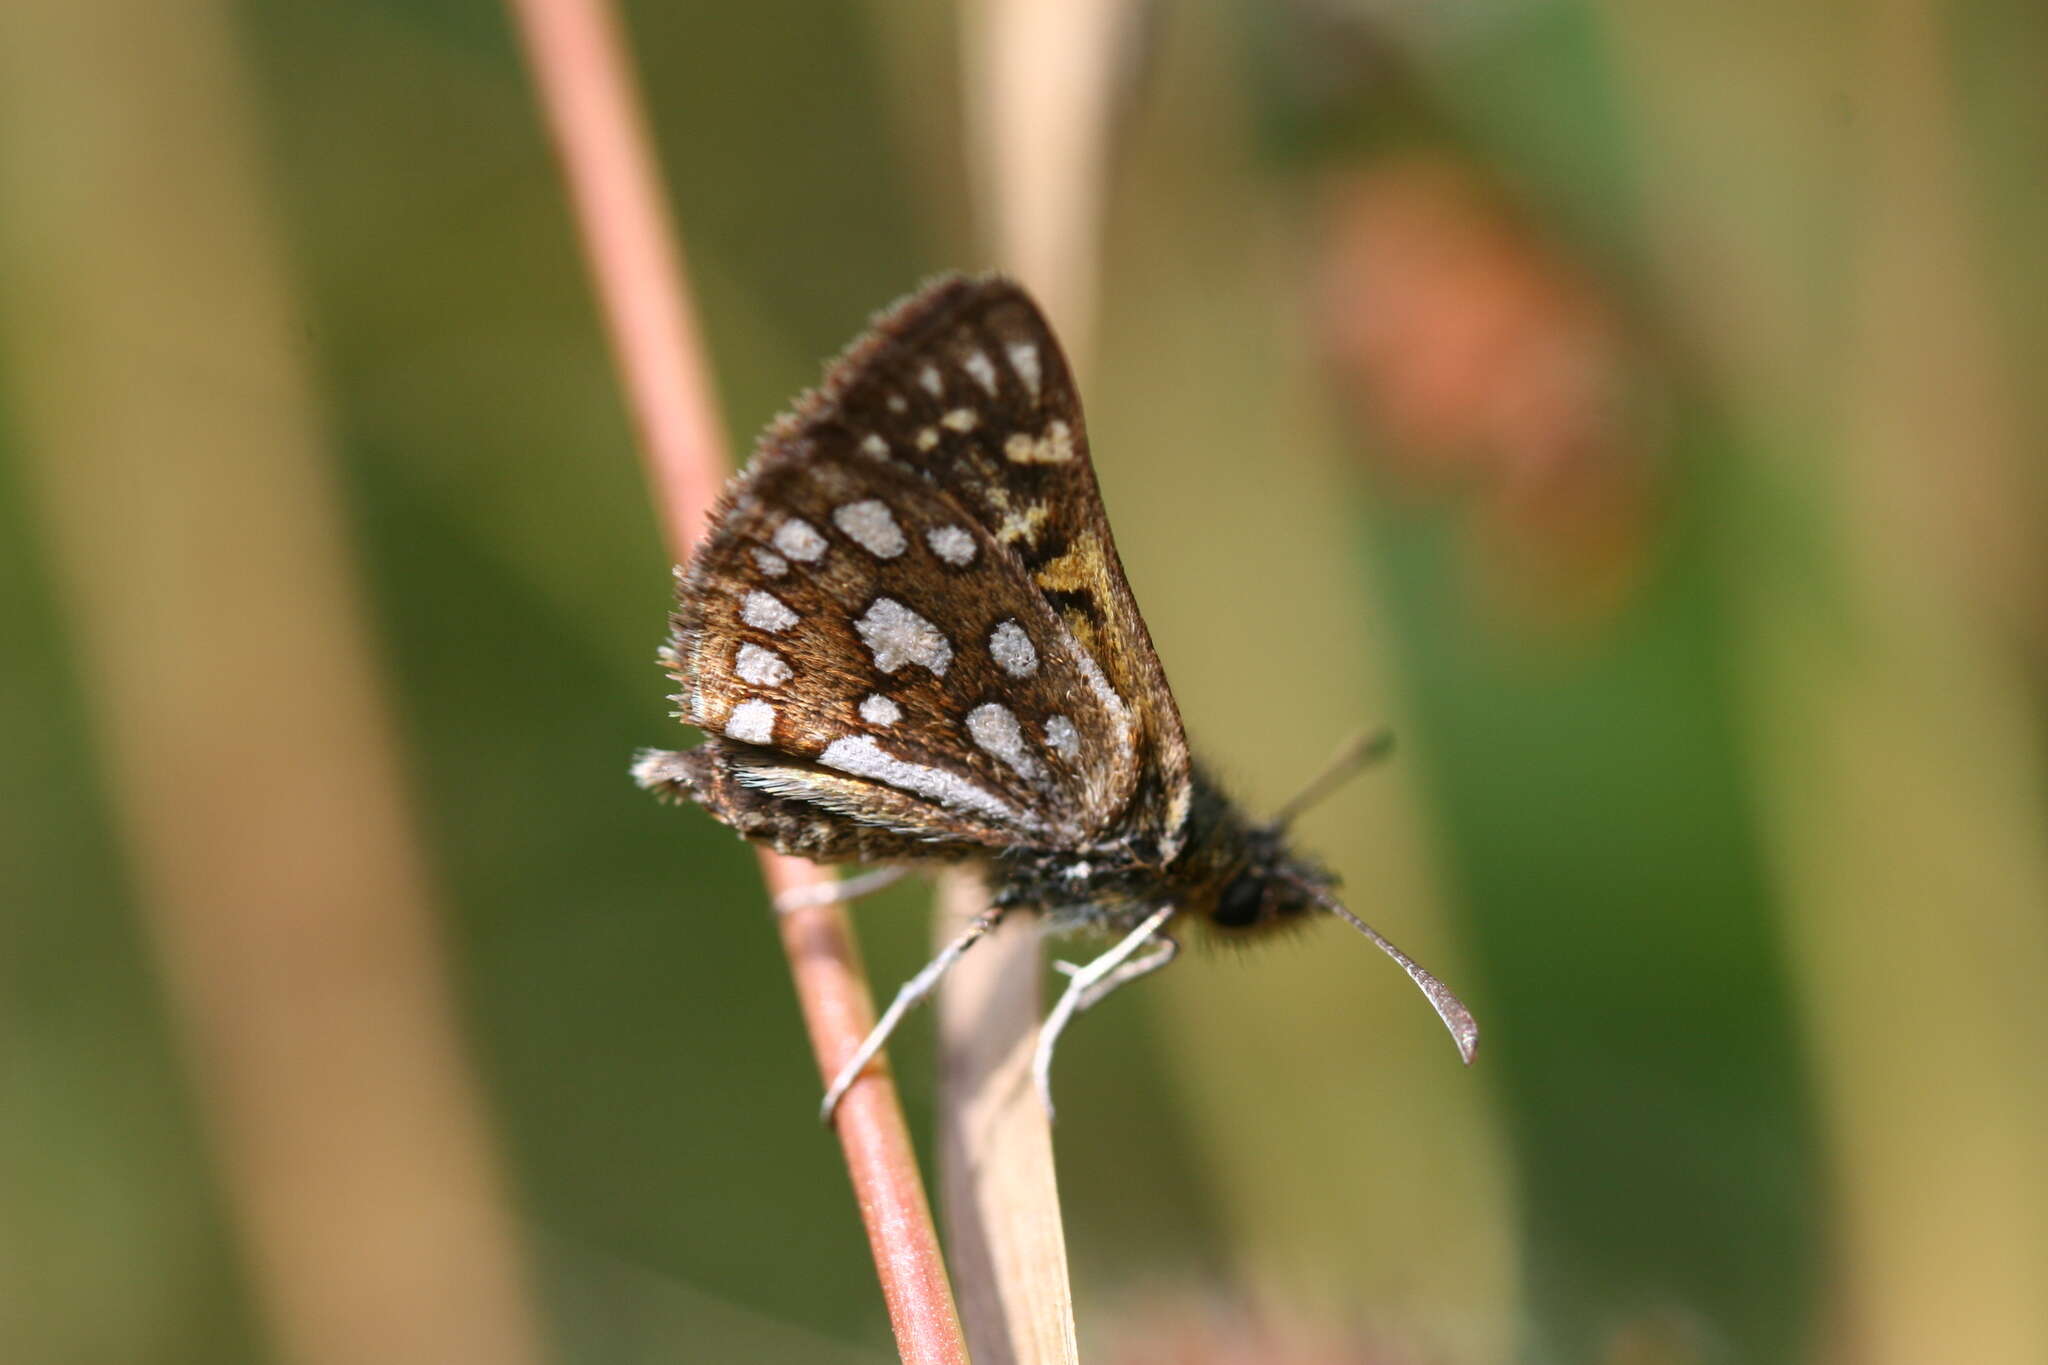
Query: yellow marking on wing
[
  {"left": 1032, "top": 535, "right": 1107, "bottom": 594},
  {"left": 1065, "top": 615, "right": 1102, "bottom": 656}
]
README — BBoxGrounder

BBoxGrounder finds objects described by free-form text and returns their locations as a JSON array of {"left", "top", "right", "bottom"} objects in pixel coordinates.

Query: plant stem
[
  {"left": 932, "top": 1, "right": 1140, "bottom": 1359},
  {"left": 505, "top": 1, "right": 968, "bottom": 1358},
  {"left": 934, "top": 871, "right": 1078, "bottom": 1365}
]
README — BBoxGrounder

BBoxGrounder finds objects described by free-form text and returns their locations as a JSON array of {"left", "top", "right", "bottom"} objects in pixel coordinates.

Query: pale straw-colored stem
[
  {"left": 963, "top": 0, "right": 1135, "bottom": 375},
  {"left": 940, "top": 1, "right": 1139, "bottom": 1360},
  {"left": 933, "top": 872, "right": 1079, "bottom": 1365},
  {"left": 506, "top": 1, "right": 968, "bottom": 1358}
]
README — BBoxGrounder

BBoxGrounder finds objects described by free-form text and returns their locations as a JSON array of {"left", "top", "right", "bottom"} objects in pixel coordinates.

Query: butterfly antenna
[
  {"left": 1295, "top": 881, "right": 1479, "bottom": 1065},
  {"left": 1268, "top": 728, "right": 1396, "bottom": 830}
]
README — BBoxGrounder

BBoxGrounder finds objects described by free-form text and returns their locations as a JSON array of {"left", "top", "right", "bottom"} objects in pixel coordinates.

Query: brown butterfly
[{"left": 635, "top": 275, "right": 1476, "bottom": 1119}]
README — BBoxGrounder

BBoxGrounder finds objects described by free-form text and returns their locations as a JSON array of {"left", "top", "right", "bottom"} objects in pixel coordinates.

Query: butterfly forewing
[
  {"left": 787, "top": 277, "right": 1195, "bottom": 857},
  {"left": 662, "top": 274, "right": 1195, "bottom": 861}
]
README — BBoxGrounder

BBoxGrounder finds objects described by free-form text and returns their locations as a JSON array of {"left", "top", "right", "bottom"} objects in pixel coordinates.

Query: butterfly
[{"left": 634, "top": 274, "right": 1476, "bottom": 1119}]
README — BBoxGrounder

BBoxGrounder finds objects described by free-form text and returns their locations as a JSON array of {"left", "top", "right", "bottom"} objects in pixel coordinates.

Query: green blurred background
[{"left": 3, "top": 1, "right": 2044, "bottom": 1362}]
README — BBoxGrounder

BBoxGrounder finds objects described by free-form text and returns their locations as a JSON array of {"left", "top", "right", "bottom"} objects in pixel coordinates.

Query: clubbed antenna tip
[{"left": 1302, "top": 883, "right": 1479, "bottom": 1065}]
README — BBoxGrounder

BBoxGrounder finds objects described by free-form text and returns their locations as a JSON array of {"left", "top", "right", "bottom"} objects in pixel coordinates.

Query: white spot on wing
[
  {"left": 742, "top": 590, "right": 798, "bottom": 633},
  {"left": 1045, "top": 715, "right": 1079, "bottom": 758},
  {"left": 1003, "top": 419, "right": 1075, "bottom": 465},
  {"left": 916, "top": 427, "right": 939, "bottom": 451},
  {"left": 819, "top": 735, "right": 1034, "bottom": 828},
  {"left": 1073, "top": 648, "right": 1123, "bottom": 712},
  {"left": 833, "top": 499, "right": 907, "bottom": 558},
  {"left": 966, "top": 702, "right": 1041, "bottom": 780},
  {"left": 988, "top": 620, "right": 1038, "bottom": 677},
  {"left": 735, "top": 643, "right": 792, "bottom": 687},
  {"left": 1071, "top": 645, "right": 1132, "bottom": 767},
  {"left": 752, "top": 547, "right": 789, "bottom": 577},
  {"left": 996, "top": 503, "right": 1048, "bottom": 545},
  {"left": 887, "top": 393, "right": 908, "bottom": 414},
  {"left": 927, "top": 525, "right": 977, "bottom": 566},
  {"left": 855, "top": 597, "right": 952, "bottom": 676},
  {"left": 1008, "top": 342, "right": 1042, "bottom": 398},
  {"left": 963, "top": 350, "right": 998, "bottom": 394},
  {"left": 941, "top": 407, "right": 978, "bottom": 432},
  {"left": 724, "top": 698, "right": 777, "bottom": 745},
  {"left": 774, "top": 518, "right": 828, "bottom": 561},
  {"left": 919, "top": 364, "right": 943, "bottom": 396},
  {"left": 859, "top": 693, "right": 902, "bottom": 726},
  {"left": 859, "top": 433, "right": 890, "bottom": 458}
]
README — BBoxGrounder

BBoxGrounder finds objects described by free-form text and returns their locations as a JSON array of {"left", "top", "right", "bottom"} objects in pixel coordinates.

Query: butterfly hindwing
[
  {"left": 671, "top": 422, "right": 1136, "bottom": 850},
  {"left": 633, "top": 742, "right": 936, "bottom": 863}
]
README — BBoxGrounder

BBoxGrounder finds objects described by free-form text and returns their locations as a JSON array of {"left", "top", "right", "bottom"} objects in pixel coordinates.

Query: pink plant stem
[{"left": 505, "top": 2, "right": 968, "bottom": 1359}]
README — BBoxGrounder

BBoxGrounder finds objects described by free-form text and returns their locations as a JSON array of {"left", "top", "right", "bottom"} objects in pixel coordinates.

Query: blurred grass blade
[
  {"left": 1601, "top": 0, "right": 2048, "bottom": 1357},
  {"left": 0, "top": 3, "right": 548, "bottom": 1363}
]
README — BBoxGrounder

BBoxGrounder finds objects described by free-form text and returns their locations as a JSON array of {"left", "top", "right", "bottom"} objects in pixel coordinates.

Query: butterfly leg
[
  {"left": 819, "top": 908, "right": 1005, "bottom": 1123},
  {"left": 1033, "top": 906, "right": 1178, "bottom": 1121},
  {"left": 773, "top": 865, "right": 908, "bottom": 914},
  {"left": 1052, "top": 936, "right": 1180, "bottom": 1012}
]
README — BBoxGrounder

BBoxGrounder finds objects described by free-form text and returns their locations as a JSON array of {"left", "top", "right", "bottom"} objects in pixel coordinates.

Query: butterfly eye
[{"left": 1213, "top": 870, "right": 1266, "bottom": 928}]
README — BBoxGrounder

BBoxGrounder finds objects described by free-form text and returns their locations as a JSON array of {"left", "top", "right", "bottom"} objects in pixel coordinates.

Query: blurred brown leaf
[{"left": 1315, "top": 152, "right": 1663, "bottom": 626}]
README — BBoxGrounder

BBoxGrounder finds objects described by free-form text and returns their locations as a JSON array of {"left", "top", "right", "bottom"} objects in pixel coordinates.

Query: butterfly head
[
  {"left": 1186, "top": 731, "right": 1390, "bottom": 937},
  {"left": 1204, "top": 820, "right": 1331, "bottom": 935},
  {"left": 1180, "top": 752, "right": 1479, "bottom": 1064}
]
